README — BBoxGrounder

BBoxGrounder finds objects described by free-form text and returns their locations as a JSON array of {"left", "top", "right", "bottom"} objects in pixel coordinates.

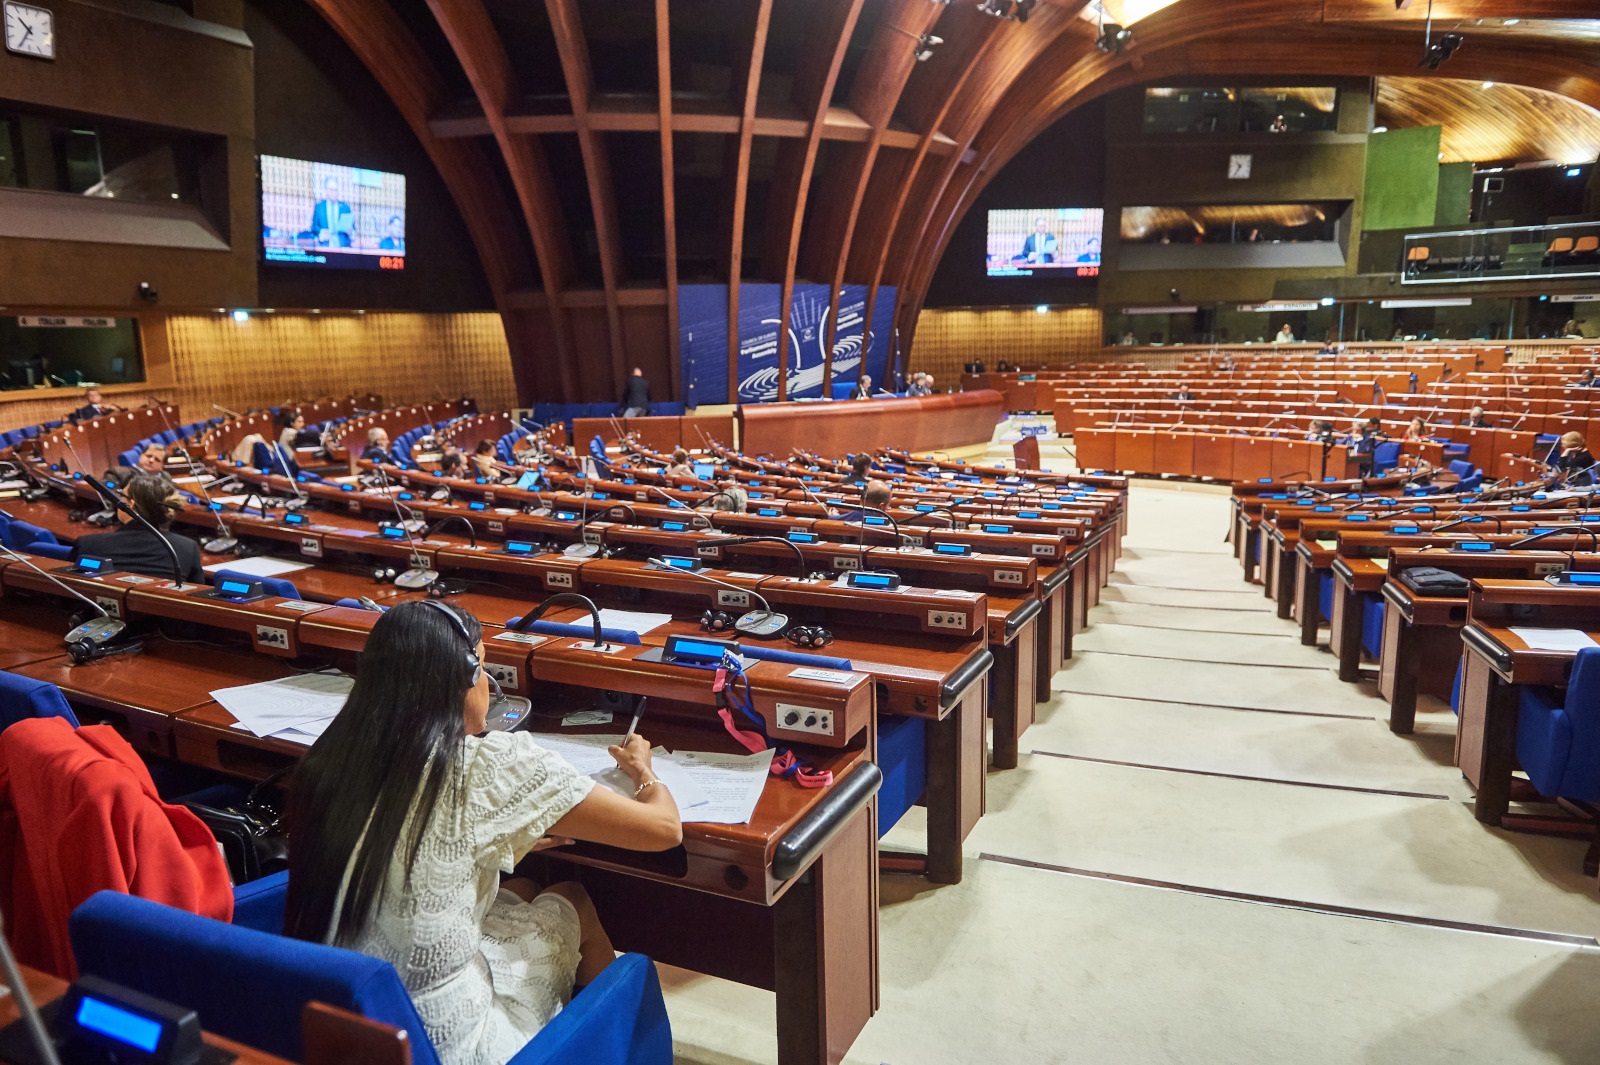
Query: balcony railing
[{"left": 1401, "top": 220, "right": 1600, "bottom": 284}]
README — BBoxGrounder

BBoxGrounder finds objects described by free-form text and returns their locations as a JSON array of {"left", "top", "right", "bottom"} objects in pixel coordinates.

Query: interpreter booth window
[
  {"left": 0, "top": 316, "right": 144, "bottom": 391},
  {"left": 1142, "top": 86, "right": 1338, "bottom": 135},
  {"left": 0, "top": 102, "right": 211, "bottom": 208},
  {"left": 1120, "top": 203, "right": 1346, "bottom": 245}
]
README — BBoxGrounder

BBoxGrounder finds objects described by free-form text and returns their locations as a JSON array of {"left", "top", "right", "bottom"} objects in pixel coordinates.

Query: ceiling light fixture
[
  {"left": 914, "top": 33, "right": 942, "bottom": 61},
  {"left": 1094, "top": 1, "right": 1131, "bottom": 54},
  {"left": 1418, "top": 0, "right": 1463, "bottom": 70}
]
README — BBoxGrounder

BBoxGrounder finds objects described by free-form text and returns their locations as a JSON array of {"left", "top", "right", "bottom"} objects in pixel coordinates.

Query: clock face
[
  {"left": 1228, "top": 153, "right": 1252, "bottom": 180},
  {"left": 4, "top": 2, "right": 54, "bottom": 59}
]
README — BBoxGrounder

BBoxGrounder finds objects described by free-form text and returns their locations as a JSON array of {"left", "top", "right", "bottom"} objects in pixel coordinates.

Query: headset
[
  {"left": 785, "top": 625, "right": 833, "bottom": 649},
  {"left": 701, "top": 609, "right": 736, "bottom": 633},
  {"left": 420, "top": 599, "right": 483, "bottom": 687}
]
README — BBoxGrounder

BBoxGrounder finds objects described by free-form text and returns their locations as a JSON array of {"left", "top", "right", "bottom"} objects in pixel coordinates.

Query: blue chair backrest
[
  {"left": 1448, "top": 459, "right": 1474, "bottom": 479},
  {"left": 71, "top": 893, "right": 442, "bottom": 1065},
  {"left": 1566, "top": 646, "right": 1600, "bottom": 746},
  {"left": 10, "top": 520, "right": 58, "bottom": 548},
  {"left": 0, "top": 670, "right": 79, "bottom": 731},
  {"left": 214, "top": 569, "right": 302, "bottom": 601},
  {"left": 831, "top": 382, "right": 855, "bottom": 400},
  {"left": 1372, "top": 441, "right": 1401, "bottom": 474}
]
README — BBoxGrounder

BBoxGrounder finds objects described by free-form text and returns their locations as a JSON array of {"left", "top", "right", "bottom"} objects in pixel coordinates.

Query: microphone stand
[
  {"left": 510, "top": 591, "right": 607, "bottom": 648},
  {"left": 0, "top": 543, "right": 129, "bottom": 654},
  {"left": 373, "top": 465, "right": 438, "bottom": 590},
  {"left": 85, "top": 477, "right": 189, "bottom": 588},
  {"left": 645, "top": 484, "right": 712, "bottom": 528},
  {"left": 0, "top": 906, "right": 64, "bottom": 1065},
  {"left": 267, "top": 441, "right": 309, "bottom": 510},
  {"left": 646, "top": 558, "right": 789, "bottom": 638},
  {"left": 697, "top": 535, "right": 815, "bottom": 580},
  {"left": 149, "top": 402, "right": 238, "bottom": 553}
]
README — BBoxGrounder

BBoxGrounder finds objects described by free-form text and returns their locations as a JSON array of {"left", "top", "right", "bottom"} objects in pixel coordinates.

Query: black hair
[
  {"left": 279, "top": 408, "right": 302, "bottom": 429},
  {"left": 284, "top": 601, "right": 483, "bottom": 945}
]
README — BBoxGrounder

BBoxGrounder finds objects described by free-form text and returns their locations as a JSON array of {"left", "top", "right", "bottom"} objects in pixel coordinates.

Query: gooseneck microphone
[
  {"left": 373, "top": 465, "right": 438, "bottom": 591},
  {"left": 646, "top": 557, "right": 788, "bottom": 638},
  {"left": 0, "top": 543, "right": 130, "bottom": 658},
  {"left": 148, "top": 402, "right": 238, "bottom": 553}
]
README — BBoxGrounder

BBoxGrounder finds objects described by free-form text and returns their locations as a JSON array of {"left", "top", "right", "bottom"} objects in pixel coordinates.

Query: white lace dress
[{"left": 346, "top": 731, "right": 595, "bottom": 1065}]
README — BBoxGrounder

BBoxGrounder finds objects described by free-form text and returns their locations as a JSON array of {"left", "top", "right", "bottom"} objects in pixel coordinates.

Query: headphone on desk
[
  {"left": 701, "top": 609, "right": 736, "bottom": 633},
  {"left": 420, "top": 599, "right": 482, "bottom": 686},
  {"left": 785, "top": 625, "right": 833, "bottom": 649}
]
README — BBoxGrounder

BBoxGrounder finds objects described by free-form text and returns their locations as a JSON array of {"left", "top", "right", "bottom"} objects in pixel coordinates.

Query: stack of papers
[
  {"left": 1509, "top": 628, "right": 1598, "bottom": 652},
  {"left": 533, "top": 733, "right": 772, "bottom": 824},
  {"left": 202, "top": 556, "right": 313, "bottom": 578},
  {"left": 213, "top": 673, "right": 353, "bottom": 746}
]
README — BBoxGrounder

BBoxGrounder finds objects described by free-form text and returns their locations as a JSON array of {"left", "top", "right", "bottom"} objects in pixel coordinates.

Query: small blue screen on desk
[
  {"left": 1019, "top": 511, "right": 1040, "bottom": 519},
  {"left": 75, "top": 996, "right": 162, "bottom": 1053},
  {"left": 1394, "top": 526, "right": 1420, "bottom": 534},
  {"left": 1314, "top": 506, "right": 1334, "bottom": 512},
  {"left": 555, "top": 511, "right": 578, "bottom": 521},
  {"left": 849, "top": 572, "right": 894, "bottom": 589},
  {"left": 788, "top": 532, "right": 817, "bottom": 543},
  {"left": 1459, "top": 542, "right": 1494, "bottom": 552},
  {"left": 662, "top": 521, "right": 687, "bottom": 531},
  {"left": 77, "top": 557, "right": 106, "bottom": 572},
  {"left": 758, "top": 508, "right": 780, "bottom": 517},
  {"left": 935, "top": 543, "right": 970, "bottom": 556},
  {"left": 209, "top": 501, "right": 225, "bottom": 511},
  {"left": 219, "top": 579, "right": 253, "bottom": 597},
  {"left": 469, "top": 502, "right": 487, "bottom": 511},
  {"left": 1043, "top": 503, "right": 1062, "bottom": 510},
  {"left": 506, "top": 541, "right": 535, "bottom": 555},
  {"left": 398, "top": 492, "right": 414, "bottom": 501},
  {"left": 340, "top": 484, "right": 355, "bottom": 492},
  {"left": 915, "top": 505, "right": 936, "bottom": 512},
  {"left": 983, "top": 524, "right": 1012, "bottom": 534},
  {"left": 381, "top": 525, "right": 404, "bottom": 538},
  {"left": 1347, "top": 515, "right": 1370, "bottom": 522},
  {"left": 662, "top": 556, "right": 698, "bottom": 569},
  {"left": 863, "top": 516, "right": 888, "bottom": 526},
  {"left": 285, "top": 512, "right": 307, "bottom": 525},
  {"left": 1566, "top": 572, "right": 1600, "bottom": 585},
  {"left": 1512, "top": 505, "right": 1530, "bottom": 511},
  {"left": 668, "top": 636, "right": 729, "bottom": 661}
]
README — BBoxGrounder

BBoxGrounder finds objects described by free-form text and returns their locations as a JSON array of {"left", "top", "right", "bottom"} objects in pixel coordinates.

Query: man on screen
[
  {"left": 378, "top": 215, "right": 405, "bottom": 252},
  {"left": 309, "top": 176, "right": 355, "bottom": 248},
  {"left": 1013, "top": 216, "right": 1057, "bottom": 264},
  {"left": 1077, "top": 237, "right": 1101, "bottom": 264}
]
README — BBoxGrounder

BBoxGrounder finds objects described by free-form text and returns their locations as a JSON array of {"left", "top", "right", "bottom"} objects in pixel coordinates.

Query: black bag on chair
[
  {"left": 182, "top": 768, "right": 290, "bottom": 884},
  {"left": 1398, "top": 566, "right": 1472, "bottom": 597}
]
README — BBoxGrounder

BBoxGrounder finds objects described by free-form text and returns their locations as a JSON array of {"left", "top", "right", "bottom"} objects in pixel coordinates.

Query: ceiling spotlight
[
  {"left": 1420, "top": 32, "right": 1463, "bottom": 69},
  {"left": 1504, "top": 17, "right": 1519, "bottom": 25},
  {"left": 1481, "top": 81, "right": 1495, "bottom": 89},
  {"left": 1096, "top": 23, "right": 1132, "bottom": 53},
  {"left": 977, "top": 0, "right": 1014, "bottom": 18},
  {"left": 914, "top": 33, "right": 942, "bottom": 61}
]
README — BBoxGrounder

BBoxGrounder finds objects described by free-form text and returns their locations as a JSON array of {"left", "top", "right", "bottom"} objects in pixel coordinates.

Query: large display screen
[
  {"left": 986, "top": 208, "right": 1103, "bottom": 277},
  {"left": 259, "top": 155, "right": 407, "bottom": 270}
]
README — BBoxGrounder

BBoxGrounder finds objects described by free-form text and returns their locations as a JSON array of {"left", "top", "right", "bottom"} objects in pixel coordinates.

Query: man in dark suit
[
  {"left": 1012, "top": 217, "right": 1057, "bottom": 264},
  {"left": 71, "top": 474, "right": 204, "bottom": 583},
  {"left": 1464, "top": 405, "right": 1491, "bottom": 428},
  {"left": 362, "top": 427, "right": 395, "bottom": 464},
  {"left": 618, "top": 367, "right": 650, "bottom": 418},
  {"left": 70, "top": 388, "right": 120, "bottom": 421},
  {"left": 850, "top": 373, "right": 874, "bottom": 400},
  {"left": 378, "top": 215, "right": 405, "bottom": 252},
  {"left": 309, "top": 177, "right": 355, "bottom": 248}
]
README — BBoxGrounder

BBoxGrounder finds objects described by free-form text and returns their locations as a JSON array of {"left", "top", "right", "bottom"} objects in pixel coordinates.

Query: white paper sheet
[
  {"left": 1510, "top": 627, "right": 1599, "bottom": 652},
  {"left": 529, "top": 733, "right": 629, "bottom": 776},
  {"left": 660, "top": 749, "right": 773, "bottom": 825},
  {"left": 210, "top": 673, "right": 353, "bottom": 737},
  {"left": 589, "top": 751, "right": 711, "bottom": 810},
  {"left": 202, "top": 556, "right": 314, "bottom": 577},
  {"left": 595, "top": 609, "right": 674, "bottom": 634}
]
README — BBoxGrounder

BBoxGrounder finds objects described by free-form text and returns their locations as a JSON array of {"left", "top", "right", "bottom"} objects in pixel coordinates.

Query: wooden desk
[
  {"left": 1456, "top": 581, "right": 1600, "bottom": 824},
  {"left": 738, "top": 391, "right": 1006, "bottom": 455},
  {"left": 0, "top": 963, "right": 296, "bottom": 1065}
]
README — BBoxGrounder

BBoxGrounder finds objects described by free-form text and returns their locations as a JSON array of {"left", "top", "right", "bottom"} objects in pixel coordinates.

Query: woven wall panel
[
  {"left": 909, "top": 307, "right": 1106, "bottom": 383},
  {"left": 162, "top": 312, "right": 517, "bottom": 418}
]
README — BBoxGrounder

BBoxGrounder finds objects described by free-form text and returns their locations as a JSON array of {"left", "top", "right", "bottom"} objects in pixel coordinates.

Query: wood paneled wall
[
  {"left": 909, "top": 306, "right": 1106, "bottom": 382},
  {"left": 0, "top": 311, "right": 517, "bottom": 433},
  {"left": 163, "top": 312, "right": 517, "bottom": 417}
]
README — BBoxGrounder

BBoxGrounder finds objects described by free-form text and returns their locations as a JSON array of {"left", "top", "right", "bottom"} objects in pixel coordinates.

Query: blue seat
[
  {"left": 1372, "top": 441, "right": 1401, "bottom": 476},
  {"left": 1361, "top": 595, "right": 1386, "bottom": 660},
  {"left": 1447, "top": 459, "right": 1484, "bottom": 492},
  {"left": 10, "top": 520, "right": 69, "bottom": 559},
  {"left": 1516, "top": 646, "right": 1600, "bottom": 800},
  {"left": 118, "top": 447, "right": 141, "bottom": 468},
  {"left": 1318, "top": 572, "right": 1334, "bottom": 624},
  {"left": 70, "top": 889, "right": 672, "bottom": 1065},
  {"left": 214, "top": 569, "right": 302, "bottom": 601},
  {"left": 875, "top": 715, "right": 926, "bottom": 834},
  {"left": 0, "top": 670, "right": 79, "bottom": 731},
  {"left": 831, "top": 382, "right": 855, "bottom": 400}
]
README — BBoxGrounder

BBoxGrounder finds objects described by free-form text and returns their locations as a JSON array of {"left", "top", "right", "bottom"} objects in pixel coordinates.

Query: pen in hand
[{"left": 621, "top": 696, "right": 646, "bottom": 748}]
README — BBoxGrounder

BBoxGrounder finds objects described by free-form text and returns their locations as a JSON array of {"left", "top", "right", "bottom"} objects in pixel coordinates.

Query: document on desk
[
  {"left": 588, "top": 750, "right": 711, "bottom": 811},
  {"left": 664, "top": 749, "right": 774, "bottom": 825},
  {"left": 1510, "top": 627, "right": 1599, "bottom": 652},
  {"left": 211, "top": 673, "right": 353, "bottom": 737},
  {"left": 202, "top": 556, "right": 314, "bottom": 578},
  {"left": 595, "top": 608, "right": 674, "bottom": 634},
  {"left": 530, "top": 733, "right": 629, "bottom": 776}
]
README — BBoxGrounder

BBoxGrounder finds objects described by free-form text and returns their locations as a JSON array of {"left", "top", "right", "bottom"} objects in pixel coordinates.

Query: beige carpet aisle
[{"left": 657, "top": 424, "right": 1600, "bottom": 1065}]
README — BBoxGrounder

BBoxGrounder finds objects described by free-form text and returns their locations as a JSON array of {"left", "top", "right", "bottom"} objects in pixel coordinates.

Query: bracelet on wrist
[{"left": 634, "top": 777, "right": 663, "bottom": 799}]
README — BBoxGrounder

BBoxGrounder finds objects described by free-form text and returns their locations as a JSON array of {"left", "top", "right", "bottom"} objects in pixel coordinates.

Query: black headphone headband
[{"left": 420, "top": 600, "right": 482, "bottom": 686}]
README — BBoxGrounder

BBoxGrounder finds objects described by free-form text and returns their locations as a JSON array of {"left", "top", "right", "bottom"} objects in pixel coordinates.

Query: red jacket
[{"left": 0, "top": 719, "right": 232, "bottom": 977}]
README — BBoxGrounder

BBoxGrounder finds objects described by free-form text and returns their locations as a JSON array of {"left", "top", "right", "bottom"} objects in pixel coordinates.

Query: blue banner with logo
[{"left": 678, "top": 284, "right": 728, "bottom": 408}]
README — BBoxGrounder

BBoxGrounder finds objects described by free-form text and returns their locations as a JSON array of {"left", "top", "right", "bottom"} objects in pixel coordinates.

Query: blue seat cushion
[
  {"left": 1361, "top": 595, "right": 1385, "bottom": 660},
  {"left": 1318, "top": 572, "right": 1334, "bottom": 624},
  {"left": 875, "top": 715, "right": 926, "bottom": 834},
  {"left": 0, "top": 670, "right": 79, "bottom": 731}
]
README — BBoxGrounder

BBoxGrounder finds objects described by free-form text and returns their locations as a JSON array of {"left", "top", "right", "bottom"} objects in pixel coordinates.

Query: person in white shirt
[
  {"left": 284, "top": 601, "right": 682, "bottom": 1065},
  {"left": 1273, "top": 324, "right": 1297, "bottom": 344}
]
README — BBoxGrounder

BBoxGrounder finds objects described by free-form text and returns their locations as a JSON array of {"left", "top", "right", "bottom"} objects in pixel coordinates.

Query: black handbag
[
  {"left": 183, "top": 768, "right": 290, "bottom": 884},
  {"left": 1398, "top": 565, "right": 1472, "bottom": 597}
]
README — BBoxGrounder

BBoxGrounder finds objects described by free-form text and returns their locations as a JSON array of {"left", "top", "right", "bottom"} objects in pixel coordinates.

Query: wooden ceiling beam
[
  {"left": 656, "top": 0, "right": 681, "bottom": 403},
  {"left": 547, "top": 0, "right": 629, "bottom": 395},
  {"left": 724, "top": 0, "right": 776, "bottom": 404},
  {"left": 768, "top": 0, "right": 865, "bottom": 403},
  {"left": 424, "top": 0, "right": 579, "bottom": 400}
]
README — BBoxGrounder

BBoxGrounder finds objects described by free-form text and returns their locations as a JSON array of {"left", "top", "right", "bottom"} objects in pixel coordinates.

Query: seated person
[
  {"left": 1305, "top": 419, "right": 1335, "bottom": 443},
  {"left": 664, "top": 448, "right": 695, "bottom": 479},
  {"left": 362, "top": 427, "right": 395, "bottom": 464},
  {"left": 70, "top": 388, "right": 120, "bottom": 422},
  {"left": 1403, "top": 417, "right": 1430, "bottom": 443},
  {"left": 71, "top": 473, "right": 204, "bottom": 583},
  {"left": 1364, "top": 416, "right": 1388, "bottom": 440},
  {"left": 1462, "top": 405, "right": 1491, "bottom": 428},
  {"left": 284, "top": 601, "right": 681, "bottom": 1064},
  {"left": 471, "top": 440, "right": 500, "bottom": 481},
  {"left": 1172, "top": 384, "right": 1196, "bottom": 402},
  {"left": 850, "top": 374, "right": 874, "bottom": 400},
  {"left": 849, "top": 453, "right": 873, "bottom": 484},
  {"left": 105, "top": 443, "right": 174, "bottom": 490},
  {"left": 1573, "top": 368, "right": 1598, "bottom": 389},
  {"left": 707, "top": 483, "right": 748, "bottom": 513},
  {"left": 279, "top": 409, "right": 305, "bottom": 452},
  {"left": 1343, "top": 419, "right": 1379, "bottom": 473},
  {"left": 906, "top": 373, "right": 932, "bottom": 397},
  {"left": 1548, "top": 431, "right": 1597, "bottom": 486},
  {"left": 437, "top": 447, "right": 465, "bottom": 478},
  {"left": 862, "top": 480, "right": 893, "bottom": 512}
]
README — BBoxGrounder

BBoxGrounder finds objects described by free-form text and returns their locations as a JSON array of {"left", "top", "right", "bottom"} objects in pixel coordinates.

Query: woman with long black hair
[{"left": 284, "top": 600, "right": 681, "bottom": 1065}]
